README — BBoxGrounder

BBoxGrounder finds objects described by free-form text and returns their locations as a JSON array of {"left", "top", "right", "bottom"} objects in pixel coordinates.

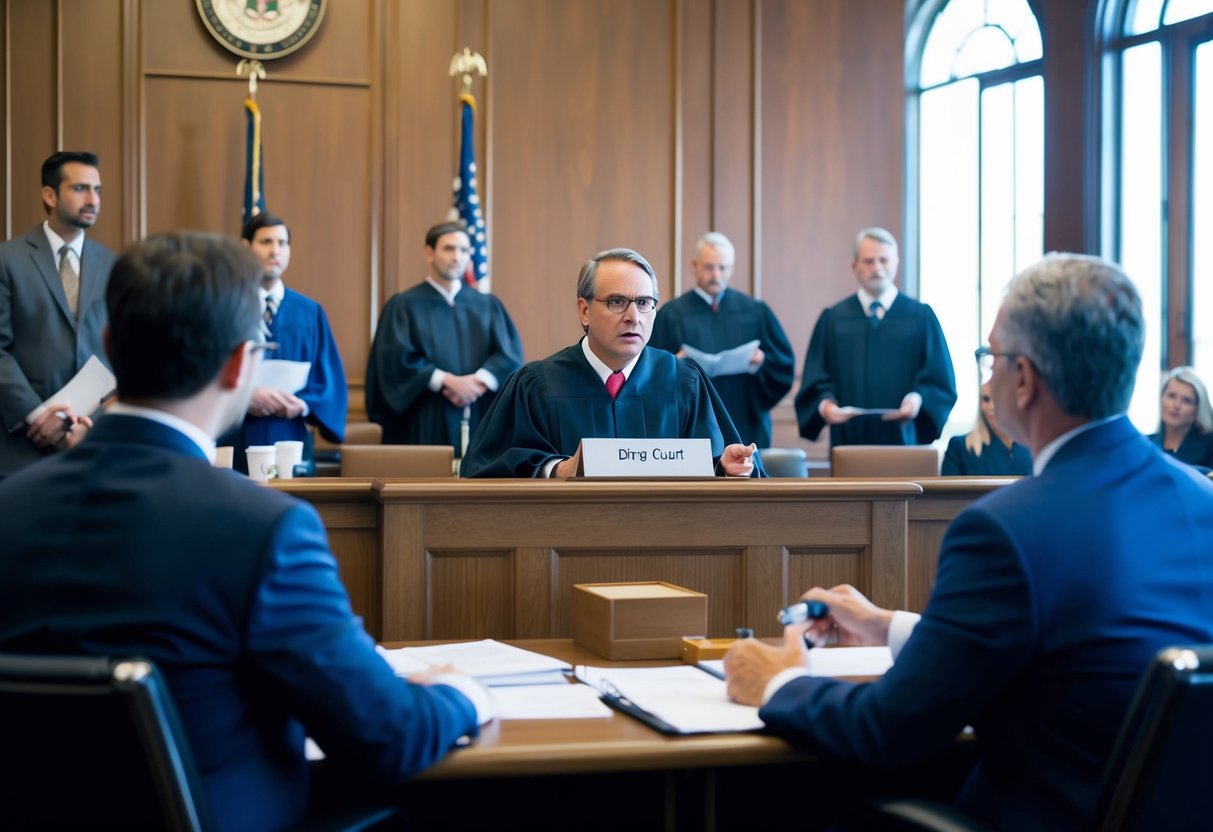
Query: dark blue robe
[
  {"left": 461, "top": 343, "right": 752, "bottom": 478},
  {"left": 365, "top": 282, "right": 523, "bottom": 455},
  {"left": 650, "top": 289, "right": 794, "bottom": 448},
  {"left": 232, "top": 287, "right": 347, "bottom": 472},
  {"left": 1148, "top": 428, "right": 1213, "bottom": 471},
  {"left": 942, "top": 434, "right": 1033, "bottom": 476},
  {"left": 794, "top": 294, "right": 956, "bottom": 447}
]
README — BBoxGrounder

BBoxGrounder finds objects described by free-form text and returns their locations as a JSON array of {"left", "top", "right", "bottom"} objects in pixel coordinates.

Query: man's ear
[
  {"left": 218, "top": 343, "right": 250, "bottom": 391},
  {"left": 577, "top": 298, "right": 591, "bottom": 330},
  {"left": 41, "top": 185, "right": 57, "bottom": 211},
  {"left": 1014, "top": 355, "right": 1038, "bottom": 412}
]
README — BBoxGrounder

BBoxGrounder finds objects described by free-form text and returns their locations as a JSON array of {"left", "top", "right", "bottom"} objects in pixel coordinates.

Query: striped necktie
[
  {"left": 59, "top": 245, "right": 79, "bottom": 317},
  {"left": 261, "top": 294, "right": 279, "bottom": 339}
]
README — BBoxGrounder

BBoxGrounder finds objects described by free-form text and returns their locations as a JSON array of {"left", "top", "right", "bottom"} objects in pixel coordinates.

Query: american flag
[{"left": 450, "top": 91, "right": 489, "bottom": 289}]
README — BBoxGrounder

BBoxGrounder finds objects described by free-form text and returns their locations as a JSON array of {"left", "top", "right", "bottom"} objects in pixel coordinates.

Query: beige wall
[{"left": 3, "top": 1, "right": 1096, "bottom": 454}]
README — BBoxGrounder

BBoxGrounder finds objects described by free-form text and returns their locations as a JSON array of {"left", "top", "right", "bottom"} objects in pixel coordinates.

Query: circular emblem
[{"left": 196, "top": 0, "right": 327, "bottom": 60}]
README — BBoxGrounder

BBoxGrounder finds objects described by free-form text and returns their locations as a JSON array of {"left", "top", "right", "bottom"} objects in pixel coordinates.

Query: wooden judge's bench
[{"left": 272, "top": 477, "right": 1014, "bottom": 642}]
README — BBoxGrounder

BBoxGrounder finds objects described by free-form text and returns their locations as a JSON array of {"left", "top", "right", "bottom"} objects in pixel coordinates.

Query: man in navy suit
[
  {"left": 0, "top": 232, "right": 490, "bottom": 832},
  {"left": 0, "top": 151, "right": 116, "bottom": 477},
  {"left": 726, "top": 253, "right": 1213, "bottom": 830}
]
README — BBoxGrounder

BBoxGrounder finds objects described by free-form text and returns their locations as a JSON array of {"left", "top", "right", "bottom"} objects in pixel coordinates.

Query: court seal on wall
[{"left": 196, "top": 0, "right": 327, "bottom": 60}]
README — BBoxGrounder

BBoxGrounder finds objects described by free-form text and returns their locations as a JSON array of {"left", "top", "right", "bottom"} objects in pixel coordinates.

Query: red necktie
[
  {"left": 605, "top": 370, "right": 624, "bottom": 399},
  {"left": 711, "top": 297, "right": 720, "bottom": 313}
]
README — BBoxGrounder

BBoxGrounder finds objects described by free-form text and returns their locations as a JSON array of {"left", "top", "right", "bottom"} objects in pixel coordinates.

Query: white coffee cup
[
  {"left": 245, "top": 445, "right": 277, "bottom": 481},
  {"left": 274, "top": 440, "right": 305, "bottom": 480},
  {"left": 213, "top": 446, "right": 234, "bottom": 469}
]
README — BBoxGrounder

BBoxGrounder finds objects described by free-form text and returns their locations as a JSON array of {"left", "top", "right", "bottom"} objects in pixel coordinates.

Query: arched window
[
  {"left": 908, "top": 0, "right": 1043, "bottom": 442},
  {"left": 1101, "top": 0, "right": 1213, "bottom": 431}
]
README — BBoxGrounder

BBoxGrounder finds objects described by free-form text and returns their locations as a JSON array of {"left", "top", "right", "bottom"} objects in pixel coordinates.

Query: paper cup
[
  {"left": 245, "top": 445, "right": 277, "bottom": 481},
  {"left": 274, "top": 440, "right": 305, "bottom": 480}
]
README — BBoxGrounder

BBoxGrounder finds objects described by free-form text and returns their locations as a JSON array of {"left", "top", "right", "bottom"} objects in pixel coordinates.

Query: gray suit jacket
[{"left": 0, "top": 224, "right": 115, "bottom": 475}]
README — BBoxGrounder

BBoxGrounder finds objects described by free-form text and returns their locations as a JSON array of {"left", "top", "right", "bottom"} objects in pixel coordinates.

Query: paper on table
[
  {"left": 491, "top": 684, "right": 612, "bottom": 719},
  {"left": 837, "top": 406, "right": 896, "bottom": 416},
  {"left": 254, "top": 359, "right": 311, "bottom": 393},
  {"left": 576, "top": 665, "right": 763, "bottom": 733},
  {"left": 32, "top": 355, "right": 115, "bottom": 420},
  {"left": 680, "top": 340, "right": 761, "bottom": 378},
  {"left": 377, "top": 640, "right": 571, "bottom": 686},
  {"left": 699, "top": 647, "right": 892, "bottom": 681}
]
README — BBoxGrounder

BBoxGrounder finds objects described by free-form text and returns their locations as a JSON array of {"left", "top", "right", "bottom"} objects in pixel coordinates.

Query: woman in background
[
  {"left": 1150, "top": 366, "right": 1213, "bottom": 470},
  {"left": 942, "top": 382, "right": 1032, "bottom": 476}
]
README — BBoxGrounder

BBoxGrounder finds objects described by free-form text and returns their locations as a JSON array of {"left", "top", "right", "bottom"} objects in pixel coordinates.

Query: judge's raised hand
[
  {"left": 721, "top": 443, "right": 756, "bottom": 477},
  {"left": 820, "top": 400, "right": 854, "bottom": 425},
  {"left": 800, "top": 584, "right": 894, "bottom": 648},
  {"left": 442, "top": 374, "right": 488, "bottom": 408},
  {"left": 27, "top": 405, "right": 77, "bottom": 449},
  {"left": 724, "top": 624, "right": 811, "bottom": 706}
]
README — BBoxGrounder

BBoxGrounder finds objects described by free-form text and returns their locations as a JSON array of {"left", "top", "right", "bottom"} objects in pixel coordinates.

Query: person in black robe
[
  {"left": 461, "top": 248, "right": 759, "bottom": 479},
  {"left": 650, "top": 232, "right": 794, "bottom": 448},
  {"left": 942, "top": 382, "right": 1032, "bottom": 476},
  {"left": 1148, "top": 366, "right": 1213, "bottom": 471},
  {"left": 364, "top": 222, "right": 523, "bottom": 456},
  {"left": 794, "top": 228, "right": 956, "bottom": 448}
]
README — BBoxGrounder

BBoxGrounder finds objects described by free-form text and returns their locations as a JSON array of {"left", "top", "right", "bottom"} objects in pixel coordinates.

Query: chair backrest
[
  {"left": 1091, "top": 644, "right": 1213, "bottom": 831},
  {"left": 759, "top": 447, "right": 809, "bottom": 478},
  {"left": 340, "top": 444, "right": 454, "bottom": 478},
  {"left": 0, "top": 653, "right": 210, "bottom": 831},
  {"left": 830, "top": 445, "right": 940, "bottom": 477}
]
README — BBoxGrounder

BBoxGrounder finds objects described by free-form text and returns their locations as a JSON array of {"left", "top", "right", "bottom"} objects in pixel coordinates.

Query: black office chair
[
  {"left": 0, "top": 653, "right": 403, "bottom": 831},
  {"left": 865, "top": 643, "right": 1213, "bottom": 831}
]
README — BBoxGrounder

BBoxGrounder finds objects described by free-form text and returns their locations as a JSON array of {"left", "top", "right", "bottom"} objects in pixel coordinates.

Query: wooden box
[{"left": 572, "top": 582, "right": 708, "bottom": 660}]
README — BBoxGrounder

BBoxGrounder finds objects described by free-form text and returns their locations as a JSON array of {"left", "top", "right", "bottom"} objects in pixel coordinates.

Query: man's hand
[
  {"left": 58, "top": 415, "right": 93, "bottom": 450},
  {"left": 881, "top": 393, "right": 921, "bottom": 422},
  {"left": 248, "top": 388, "right": 305, "bottom": 419},
  {"left": 442, "top": 374, "right": 488, "bottom": 408},
  {"left": 721, "top": 443, "right": 756, "bottom": 477},
  {"left": 748, "top": 347, "right": 765, "bottom": 368},
  {"left": 800, "top": 584, "right": 894, "bottom": 648},
  {"left": 820, "top": 400, "right": 854, "bottom": 425},
  {"left": 552, "top": 445, "right": 583, "bottom": 479},
  {"left": 27, "top": 406, "right": 76, "bottom": 449},
  {"left": 724, "top": 625, "right": 811, "bottom": 706}
]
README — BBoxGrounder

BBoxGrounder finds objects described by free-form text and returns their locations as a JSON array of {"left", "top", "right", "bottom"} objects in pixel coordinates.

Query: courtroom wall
[{"left": 0, "top": 1, "right": 1095, "bottom": 451}]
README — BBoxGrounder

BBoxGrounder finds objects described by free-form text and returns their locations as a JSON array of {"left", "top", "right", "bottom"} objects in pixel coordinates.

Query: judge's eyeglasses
[{"left": 595, "top": 295, "right": 659, "bottom": 314}]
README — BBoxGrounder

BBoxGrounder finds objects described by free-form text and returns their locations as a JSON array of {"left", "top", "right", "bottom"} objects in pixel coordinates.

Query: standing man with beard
[{"left": 0, "top": 151, "right": 116, "bottom": 477}]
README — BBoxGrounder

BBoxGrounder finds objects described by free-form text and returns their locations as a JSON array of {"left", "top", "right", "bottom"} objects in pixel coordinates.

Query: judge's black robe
[
  {"left": 794, "top": 294, "right": 956, "bottom": 447},
  {"left": 460, "top": 343, "right": 755, "bottom": 478},
  {"left": 1148, "top": 429, "right": 1213, "bottom": 471},
  {"left": 364, "top": 282, "right": 523, "bottom": 454},
  {"left": 650, "top": 290, "right": 795, "bottom": 448}
]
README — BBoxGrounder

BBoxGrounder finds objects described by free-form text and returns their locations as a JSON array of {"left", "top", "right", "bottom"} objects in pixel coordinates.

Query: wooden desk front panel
[{"left": 376, "top": 481, "right": 921, "bottom": 641}]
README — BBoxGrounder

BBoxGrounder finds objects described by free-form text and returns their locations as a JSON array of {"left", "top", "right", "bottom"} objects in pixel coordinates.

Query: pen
[{"left": 777, "top": 600, "right": 829, "bottom": 627}]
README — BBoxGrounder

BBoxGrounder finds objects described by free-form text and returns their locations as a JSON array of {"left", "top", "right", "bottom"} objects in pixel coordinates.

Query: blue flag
[
  {"left": 451, "top": 92, "right": 488, "bottom": 287},
  {"left": 244, "top": 98, "right": 265, "bottom": 226}
]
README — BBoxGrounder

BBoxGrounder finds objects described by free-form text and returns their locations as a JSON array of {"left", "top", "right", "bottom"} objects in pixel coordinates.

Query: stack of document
[
  {"left": 377, "top": 639, "right": 570, "bottom": 686},
  {"left": 574, "top": 664, "right": 763, "bottom": 734},
  {"left": 698, "top": 646, "right": 893, "bottom": 680}
]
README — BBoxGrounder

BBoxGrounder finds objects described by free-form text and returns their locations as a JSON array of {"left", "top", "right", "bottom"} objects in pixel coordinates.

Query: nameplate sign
[{"left": 578, "top": 438, "right": 714, "bottom": 477}]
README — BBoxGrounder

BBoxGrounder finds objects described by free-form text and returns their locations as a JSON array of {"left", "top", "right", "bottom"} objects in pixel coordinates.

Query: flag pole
[
  {"left": 237, "top": 59, "right": 268, "bottom": 226},
  {"left": 448, "top": 49, "right": 490, "bottom": 291}
]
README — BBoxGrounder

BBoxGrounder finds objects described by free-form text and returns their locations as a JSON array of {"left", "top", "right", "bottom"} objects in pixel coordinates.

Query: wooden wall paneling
[
  {"left": 380, "top": 501, "right": 425, "bottom": 642},
  {"left": 869, "top": 498, "right": 908, "bottom": 609},
  {"left": 787, "top": 547, "right": 866, "bottom": 605},
  {"left": 743, "top": 544, "right": 788, "bottom": 637},
  {"left": 676, "top": 0, "right": 713, "bottom": 297},
  {"left": 389, "top": 0, "right": 459, "bottom": 303},
  {"left": 711, "top": 0, "right": 755, "bottom": 295},
  {"left": 489, "top": 0, "right": 676, "bottom": 362},
  {"left": 427, "top": 549, "right": 514, "bottom": 639},
  {"left": 515, "top": 546, "right": 555, "bottom": 638},
  {"left": 7, "top": 1, "right": 57, "bottom": 237}
]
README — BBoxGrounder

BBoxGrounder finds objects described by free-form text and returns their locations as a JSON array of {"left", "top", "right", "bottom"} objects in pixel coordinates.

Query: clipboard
[{"left": 574, "top": 664, "right": 763, "bottom": 735}]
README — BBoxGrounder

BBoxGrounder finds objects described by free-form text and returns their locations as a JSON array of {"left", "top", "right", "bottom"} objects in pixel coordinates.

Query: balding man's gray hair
[
  {"left": 576, "top": 248, "right": 658, "bottom": 302},
  {"left": 695, "top": 232, "right": 735, "bottom": 260},
  {"left": 853, "top": 227, "right": 899, "bottom": 259},
  {"left": 998, "top": 253, "right": 1144, "bottom": 420}
]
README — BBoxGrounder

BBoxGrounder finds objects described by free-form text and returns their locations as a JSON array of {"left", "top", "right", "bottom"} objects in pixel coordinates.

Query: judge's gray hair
[
  {"left": 853, "top": 227, "right": 898, "bottom": 259},
  {"left": 695, "top": 232, "right": 735, "bottom": 260},
  {"left": 998, "top": 253, "right": 1144, "bottom": 420},
  {"left": 576, "top": 248, "right": 659, "bottom": 302}
]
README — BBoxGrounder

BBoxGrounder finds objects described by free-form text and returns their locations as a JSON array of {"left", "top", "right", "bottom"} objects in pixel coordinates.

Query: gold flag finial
[
  {"left": 236, "top": 59, "right": 267, "bottom": 99},
  {"left": 448, "top": 48, "right": 487, "bottom": 95}
]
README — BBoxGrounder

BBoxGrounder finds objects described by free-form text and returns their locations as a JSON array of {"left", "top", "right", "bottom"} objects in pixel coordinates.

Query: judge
[
  {"left": 794, "top": 227, "right": 956, "bottom": 448},
  {"left": 228, "top": 212, "right": 347, "bottom": 472},
  {"left": 461, "top": 248, "right": 759, "bottom": 479},
  {"left": 365, "top": 221, "right": 523, "bottom": 456},
  {"left": 650, "top": 232, "right": 795, "bottom": 448}
]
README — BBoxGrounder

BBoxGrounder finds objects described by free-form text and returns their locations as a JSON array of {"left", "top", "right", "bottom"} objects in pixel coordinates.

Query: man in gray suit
[{"left": 0, "top": 151, "right": 116, "bottom": 477}]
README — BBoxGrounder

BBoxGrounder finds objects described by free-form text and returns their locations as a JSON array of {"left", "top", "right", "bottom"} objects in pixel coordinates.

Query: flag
[
  {"left": 243, "top": 98, "right": 265, "bottom": 226},
  {"left": 450, "top": 92, "right": 488, "bottom": 289}
]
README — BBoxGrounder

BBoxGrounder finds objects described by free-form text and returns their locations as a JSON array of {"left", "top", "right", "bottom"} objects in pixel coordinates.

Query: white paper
[
  {"left": 681, "top": 340, "right": 761, "bottom": 377},
  {"left": 837, "top": 406, "right": 896, "bottom": 416},
  {"left": 254, "top": 359, "right": 311, "bottom": 393},
  {"left": 575, "top": 665, "right": 763, "bottom": 733},
  {"left": 34, "top": 355, "right": 115, "bottom": 419},
  {"left": 378, "top": 640, "right": 570, "bottom": 686},
  {"left": 699, "top": 647, "right": 893, "bottom": 681},
  {"left": 491, "top": 684, "right": 613, "bottom": 719}
]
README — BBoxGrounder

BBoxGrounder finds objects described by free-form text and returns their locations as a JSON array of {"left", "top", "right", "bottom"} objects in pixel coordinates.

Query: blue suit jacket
[
  {"left": 0, "top": 414, "right": 478, "bottom": 832},
  {"left": 760, "top": 417, "right": 1213, "bottom": 830}
]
